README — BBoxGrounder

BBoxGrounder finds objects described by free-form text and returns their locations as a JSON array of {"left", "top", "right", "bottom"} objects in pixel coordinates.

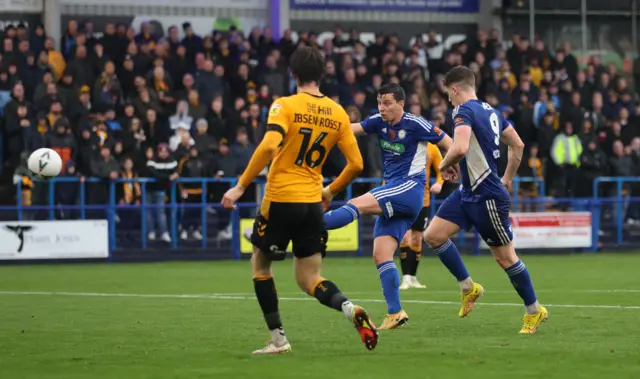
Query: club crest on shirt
[{"left": 398, "top": 129, "right": 406, "bottom": 139}]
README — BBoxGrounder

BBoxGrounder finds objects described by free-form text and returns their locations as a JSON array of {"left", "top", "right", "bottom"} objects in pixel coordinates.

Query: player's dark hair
[
  {"left": 290, "top": 46, "right": 325, "bottom": 86},
  {"left": 378, "top": 83, "right": 405, "bottom": 102},
  {"left": 443, "top": 65, "right": 476, "bottom": 88}
]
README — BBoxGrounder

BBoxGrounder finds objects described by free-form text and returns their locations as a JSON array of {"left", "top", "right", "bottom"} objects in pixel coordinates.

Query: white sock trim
[
  {"left": 269, "top": 327, "right": 287, "bottom": 344},
  {"left": 341, "top": 300, "right": 354, "bottom": 320},
  {"left": 459, "top": 277, "right": 474, "bottom": 292},
  {"left": 525, "top": 301, "right": 541, "bottom": 315}
]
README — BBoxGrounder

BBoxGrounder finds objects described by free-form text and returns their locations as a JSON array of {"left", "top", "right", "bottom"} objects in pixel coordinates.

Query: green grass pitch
[{"left": 1, "top": 254, "right": 640, "bottom": 379}]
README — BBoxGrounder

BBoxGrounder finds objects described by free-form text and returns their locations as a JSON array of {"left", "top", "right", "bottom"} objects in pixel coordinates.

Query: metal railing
[
  {"left": 6, "top": 176, "right": 640, "bottom": 259},
  {"left": 593, "top": 177, "right": 640, "bottom": 249}
]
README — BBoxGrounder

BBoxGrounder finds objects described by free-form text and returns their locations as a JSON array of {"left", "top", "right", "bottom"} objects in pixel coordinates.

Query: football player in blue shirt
[
  {"left": 423, "top": 66, "right": 548, "bottom": 334},
  {"left": 322, "top": 83, "right": 453, "bottom": 330}
]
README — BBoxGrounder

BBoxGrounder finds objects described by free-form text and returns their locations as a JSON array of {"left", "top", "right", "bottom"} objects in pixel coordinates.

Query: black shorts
[
  {"left": 250, "top": 200, "right": 328, "bottom": 260},
  {"left": 410, "top": 206, "right": 431, "bottom": 232}
]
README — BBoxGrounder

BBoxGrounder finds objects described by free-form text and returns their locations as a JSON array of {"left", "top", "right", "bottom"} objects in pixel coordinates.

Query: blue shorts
[
  {"left": 436, "top": 189, "right": 513, "bottom": 246},
  {"left": 370, "top": 180, "right": 424, "bottom": 242}
]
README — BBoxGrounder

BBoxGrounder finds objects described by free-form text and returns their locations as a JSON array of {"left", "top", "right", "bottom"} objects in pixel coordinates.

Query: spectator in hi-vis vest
[{"left": 551, "top": 121, "right": 583, "bottom": 205}]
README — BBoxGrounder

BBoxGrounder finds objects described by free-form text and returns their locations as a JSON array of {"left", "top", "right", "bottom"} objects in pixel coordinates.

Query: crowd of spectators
[{"left": 2, "top": 19, "right": 640, "bottom": 235}]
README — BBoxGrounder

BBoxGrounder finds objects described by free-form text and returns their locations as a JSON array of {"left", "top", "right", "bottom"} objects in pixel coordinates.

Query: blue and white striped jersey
[
  {"left": 453, "top": 100, "right": 511, "bottom": 202},
  {"left": 361, "top": 113, "right": 444, "bottom": 185}
]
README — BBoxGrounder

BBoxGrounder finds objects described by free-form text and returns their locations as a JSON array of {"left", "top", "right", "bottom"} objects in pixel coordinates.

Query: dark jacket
[
  {"left": 212, "top": 151, "right": 239, "bottom": 178},
  {"left": 230, "top": 143, "right": 255, "bottom": 169},
  {"left": 261, "top": 68, "right": 286, "bottom": 97},
  {"left": 206, "top": 111, "right": 230, "bottom": 142},
  {"left": 91, "top": 156, "right": 120, "bottom": 179},
  {"left": 580, "top": 148, "right": 608, "bottom": 178},
  {"left": 195, "top": 70, "right": 223, "bottom": 106},
  {"left": 145, "top": 155, "right": 178, "bottom": 192},
  {"left": 609, "top": 155, "right": 635, "bottom": 177},
  {"left": 179, "top": 155, "right": 207, "bottom": 193},
  {"left": 193, "top": 133, "right": 218, "bottom": 158}
]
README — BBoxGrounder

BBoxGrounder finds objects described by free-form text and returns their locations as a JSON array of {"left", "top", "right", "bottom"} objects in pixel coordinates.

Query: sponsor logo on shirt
[
  {"left": 380, "top": 140, "right": 405, "bottom": 154},
  {"left": 270, "top": 103, "right": 282, "bottom": 116}
]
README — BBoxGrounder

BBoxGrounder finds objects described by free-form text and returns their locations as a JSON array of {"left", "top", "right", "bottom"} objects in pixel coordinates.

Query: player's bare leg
[
  {"left": 399, "top": 232, "right": 413, "bottom": 290},
  {"left": 489, "top": 244, "right": 548, "bottom": 334},
  {"left": 408, "top": 231, "right": 426, "bottom": 288},
  {"left": 251, "top": 247, "right": 292, "bottom": 355},
  {"left": 424, "top": 217, "right": 484, "bottom": 317},
  {"left": 373, "top": 235, "right": 409, "bottom": 329},
  {"left": 399, "top": 230, "right": 426, "bottom": 289},
  {"left": 294, "top": 253, "right": 378, "bottom": 351}
]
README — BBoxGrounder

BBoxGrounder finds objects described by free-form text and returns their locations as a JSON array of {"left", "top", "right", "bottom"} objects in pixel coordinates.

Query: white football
[{"left": 28, "top": 148, "right": 63, "bottom": 180}]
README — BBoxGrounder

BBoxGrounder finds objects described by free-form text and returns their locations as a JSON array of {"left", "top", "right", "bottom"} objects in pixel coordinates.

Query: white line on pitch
[
  {"left": 312, "top": 289, "right": 640, "bottom": 295},
  {"left": 578, "top": 290, "right": 640, "bottom": 293},
  {"left": 0, "top": 291, "right": 638, "bottom": 310},
  {"left": 55, "top": 289, "right": 628, "bottom": 296}
]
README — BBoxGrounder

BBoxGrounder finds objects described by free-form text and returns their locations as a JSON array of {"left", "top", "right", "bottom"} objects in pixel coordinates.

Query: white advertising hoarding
[
  {"left": 59, "top": 15, "right": 267, "bottom": 40},
  {"left": 0, "top": 0, "right": 42, "bottom": 12},
  {"left": 481, "top": 212, "right": 592, "bottom": 249},
  {"left": 61, "top": 0, "right": 267, "bottom": 9},
  {"left": 0, "top": 220, "right": 109, "bottom": 260}
]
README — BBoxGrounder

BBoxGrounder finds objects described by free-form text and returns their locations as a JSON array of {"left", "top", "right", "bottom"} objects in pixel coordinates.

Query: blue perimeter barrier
[{"left": 6, "top": 176, "right": 640, "bottom": 260}]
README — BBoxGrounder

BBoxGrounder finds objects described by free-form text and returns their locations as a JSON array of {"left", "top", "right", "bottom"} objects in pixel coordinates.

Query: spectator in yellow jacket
[{"left": 45, "top": 37, "right": 66, "bottom": 81}]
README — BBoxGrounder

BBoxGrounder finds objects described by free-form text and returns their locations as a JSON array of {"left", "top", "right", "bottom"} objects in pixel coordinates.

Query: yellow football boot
[
  {"left": 459, "top": 282, "right": 484, "bottom": 318},
  {"left": 519, "top": 306, "right": 549, "bottom": 334},
  {"left": 379, "top": 310, "right": 409, "bottom": 330}
]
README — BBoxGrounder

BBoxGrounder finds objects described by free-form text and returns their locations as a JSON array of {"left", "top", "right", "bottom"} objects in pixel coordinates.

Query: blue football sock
[
  {"left": 505, "top": 260, "right": 537, "bottom": 306},
  {"left": 377, "top": 261, "right": 402, "bottom": 314},
  {"left": 433, "top": 239, "right": 470, "bottom": 282},
  {"left": 324, "top": 203, "right": 359, "bottom": 230}
]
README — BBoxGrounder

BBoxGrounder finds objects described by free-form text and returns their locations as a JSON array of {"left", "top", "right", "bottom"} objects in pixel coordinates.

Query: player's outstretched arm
[
  {"left": 324, "top": 123, "right": 364, "bottom": 200},
  {"left": 439, "top": 126, "right": 470, "bottom": 171},
  {"left": 351, "top": 123, "right": 366, "bottom": 136},
  {"left": 500, "top": 125, "right": 525, "bottom": 187}
]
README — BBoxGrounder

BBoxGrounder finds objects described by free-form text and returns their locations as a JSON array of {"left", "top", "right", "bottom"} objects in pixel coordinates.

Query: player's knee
[
  {"left": 410, "top": 232, "right": 422, "bottom": 249},
  {"left": 400, "top": 232, "right": 410, "bottom": 246},
  {"left": 252, "top": 267, "right": 272, "bottom": 279},
  {"left": 490, "top": 244, "right": 519, "bottom": 269},
  {"left": 251, "top": 250, "right": 272, "bottom": 278},
  {"left": 293, "top": 256, "right": 323, "bottom": 294},
  {"left": 296, "top": 272, "right": 321, "bottom": 295},
  {"left": 372, "top": 253, "right": 394, "bottom": 265},
  {"left": 348, "top": 193, "right": 380, "bottom": 215},
  {"left": 423, "top": 227, "right": 446, "bottom": 248},
  {"left": 493, "top": 254, "right": 517, "bottom": 269},
  {"left": 372, "top": 252, "right": 386, "bottom": 265},
  {"left": 372, "top": 247, "right": 393, "bottom": 264},
  {"left": 251, "top": 259, "right": 272, "bottom": 279},
  {"left": 296, "top": 276, "right": 311, "bottom": 294}
]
